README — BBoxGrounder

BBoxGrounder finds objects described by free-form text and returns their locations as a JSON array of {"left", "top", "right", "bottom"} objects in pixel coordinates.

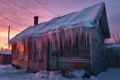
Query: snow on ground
[
  {"left": 97, "top": 68, "right": 120, "bottom": 80},
  {"left": 0, "top": 64, "right": 120, "bottom": 80},
  {"left": 0, "top": 65, "right": 33, "bottom": 80}
]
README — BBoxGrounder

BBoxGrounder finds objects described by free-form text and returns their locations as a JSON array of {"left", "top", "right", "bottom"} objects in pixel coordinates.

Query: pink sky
[{"left": 0, "top": 0, "right": 120, "bottom": 48}]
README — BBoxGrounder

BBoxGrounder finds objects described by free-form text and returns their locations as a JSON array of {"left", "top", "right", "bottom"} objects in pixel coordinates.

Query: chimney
[{"left": 34, "top": 16, "right": 39, "bottom": 26}]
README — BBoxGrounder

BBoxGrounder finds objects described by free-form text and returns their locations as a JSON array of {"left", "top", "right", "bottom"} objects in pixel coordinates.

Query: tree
[{"left": 112, "top": 32, "right": 120, "bottom": 44}]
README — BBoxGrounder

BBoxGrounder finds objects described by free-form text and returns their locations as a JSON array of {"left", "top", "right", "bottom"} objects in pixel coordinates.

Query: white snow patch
[
  {"left": 72, "top": 69, "right": 85, "bottom": 78},
  {"left": 0, "top": 50, "right": 11, "bottom": 54},
  {"left": 34, "top": 71, "right": 49, "bottom": 80},
  {"left": 96, "top": 68, "right": 120, "bottom": 80},
  {"left": 90, "top": 76, "right": 99, "bottom": 80},
  {"left": 0, "top": 64, "right": 33, "bottom": 80}
]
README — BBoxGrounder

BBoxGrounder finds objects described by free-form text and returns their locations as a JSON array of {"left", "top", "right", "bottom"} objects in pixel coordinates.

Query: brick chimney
[{"left": 34, "top": 16, "right": 39, "bottom": 26}]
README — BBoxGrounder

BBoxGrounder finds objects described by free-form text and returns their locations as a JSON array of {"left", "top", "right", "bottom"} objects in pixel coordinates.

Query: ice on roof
[{"left": 10, "top": 2, "right": 105, "bottom": 42}]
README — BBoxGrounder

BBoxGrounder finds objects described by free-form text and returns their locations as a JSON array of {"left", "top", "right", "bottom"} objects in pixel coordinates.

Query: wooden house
[
  {"left": 10, "top": 3, "right": 110, "bottom": 75},
  {"left": 0, "top": 50, "right": 11, "bottom": 64}
]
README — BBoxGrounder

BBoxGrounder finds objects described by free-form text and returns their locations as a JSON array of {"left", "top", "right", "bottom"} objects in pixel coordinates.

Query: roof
[
  {"left": 0, "top": 50, "right": 11, "bottom": 55},
  {"left": 106, "top": 44, "right": 120, "bottom": 48},
  {"left": 10, "top": 2, "right": 110, "bottom": 42}
]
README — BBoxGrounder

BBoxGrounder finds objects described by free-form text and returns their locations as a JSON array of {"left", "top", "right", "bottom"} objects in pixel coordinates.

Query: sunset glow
[{"left": 0, "top": 0, "right": 120, "bottom": 49}]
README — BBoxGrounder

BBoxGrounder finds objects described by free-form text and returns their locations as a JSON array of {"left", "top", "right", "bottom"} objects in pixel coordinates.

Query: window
[
  {"left": 32, "top": 41, "right": 39, "bottom": 60},
  {"left": 16, "top": 41, "right": 25, "bottom": 59}
]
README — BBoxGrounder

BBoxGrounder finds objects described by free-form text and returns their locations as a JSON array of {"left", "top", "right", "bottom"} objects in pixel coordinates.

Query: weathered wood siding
[
  {"left": 0, "top": 54, "right": 11, "bottom": 64},
  {"left": 11, "top": 39, "right": 29, "bottom": 68},
  {"left": 90, "top": 20, "right": 106, "bottom": 75},
  {"left": 12, "top": 37, "right": 48, "bottom": 72},
  {"left": 56, "top": 31, "right": 91, "bottom": 70},
  {"left": 58, "top": 57, "right": 90, "bottom": 70},
  {"left": 0, "top": 54, "right": 3, "bottom": 64},
  {"left": 28, "top": 37, "right": 48, "bottom": 72},
  {"left": 28, "top": 50, "right": 48, "bottom": 72}
]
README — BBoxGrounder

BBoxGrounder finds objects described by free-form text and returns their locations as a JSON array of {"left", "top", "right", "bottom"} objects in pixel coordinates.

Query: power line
[
  {"left": 5, "top": 14, "right": 33, "bottom": 25},
  {"left": 0, "top": 0, "right": 33, "bottom": 17},
  {"left": 0, "top": 0, "right": 44, "bottom": 22},
  {"left": 0, "top": 1, "right": 33, "bottom": 26},
  {"left": 7, "top": 0, "right": 44, "bottom": 18},
  {"left": 0, "top": 0, "right": 57, "bottom": 27},
  {"left": 0, "top": 24, "right": 21, "bottom": 31},
  {"left": 8, "top": 0, "right": 35, "bottom": 16},
  {"left": 0, "top": 0, "right": 44, "bottom": 27},
  {"left": 35, "top": 0, "right": 59, "bottom": 16},
  {"left": 0, "top": 14, "right": 30, "bottom": 26}
]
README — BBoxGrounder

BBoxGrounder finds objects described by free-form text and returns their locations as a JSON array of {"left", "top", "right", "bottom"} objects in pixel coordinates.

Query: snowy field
[{"left": 0, "top": 64, "right": 120, "bottom": 80}]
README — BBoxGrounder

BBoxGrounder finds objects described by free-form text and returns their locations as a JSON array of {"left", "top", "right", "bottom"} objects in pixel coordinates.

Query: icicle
[
  {"left": 85, "top": 28, "right": 90, "bottom": 48},
  {"left": 35, "top": 37, "right": 42, "bottom": 60},
  {"left": 70, "top": 27, "right": 76, "bottom": 48},
  {"left": 55, "top": 30, "right": 61, "bottom": 53},
  {"left": 47, "top": 31, "right": 57, "bottom": 53},
  {"left": 47, "top": 32, "right": 52, "bottom": 46},
  {"left": 24, "top": 38, "right": 28, "bottom": 60},
  {"left": 78, "top": 26, "right": 83, "bottom": 45},
  {"left": 85, "top": 28, "right": 88, "bottom": 48},
  {"left": 64, "top": 28, "right": 70, "bottom": 50},
  {"left": 41, "top": 31, "right": 48, "bottom": 50},
  {"left": 83, "top": 27, "right": 86, "bottom": 48},
  {"left": 53, "top": 32, "right": 57, "bottom": 53},
  {"left": 66, "top": 28, "right": 72, "bottom": 55},
  {"left": 74, "top": 26, "right": 80, "bottom": 54},
  {"left": 61, "top": 31, "right": 66, "bottom": 51},
  {"left": 52, "top": 33, "right": 57, "bottom": 53},
  {"left": 38, "top": 36, "right": 44, "bottom": 60}
]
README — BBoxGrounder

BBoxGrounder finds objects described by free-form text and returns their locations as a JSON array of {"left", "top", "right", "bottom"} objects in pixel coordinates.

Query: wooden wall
[
  {"left": 11, "top": 37, "right": 48, "bottom": 72},
  {"left": 0, "top": 54, "right": 11, "bottom": 64},
  {"left": 12, "top": 25, "right": 107, "bottom": 74},
  {"left": 90, "top": 20, "right": 106, "bottom": 75},
  {"left": 11, "top": 39, "right": 29, "bottom": 68},
  {"left": 47, "top": 30, "right": 91, "bottom": 71}
]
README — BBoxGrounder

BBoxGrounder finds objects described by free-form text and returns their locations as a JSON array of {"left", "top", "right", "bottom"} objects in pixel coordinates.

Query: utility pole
[{"left": 8, "top": 25, "right": 10, "bottom": 50}]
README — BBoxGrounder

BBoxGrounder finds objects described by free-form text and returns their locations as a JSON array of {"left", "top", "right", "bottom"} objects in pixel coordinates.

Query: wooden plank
[
  {"left": 59, "top": 61, "right": 90, "bottom": 69},
  {"left": 58, "top": 57, "right": 90, "bottom": 70},
  {"left": 12, "top": 59, "right": 28, "bottom": 68},
  {"left": 59, "top": 57, "right": 90, "bottom": 63}
]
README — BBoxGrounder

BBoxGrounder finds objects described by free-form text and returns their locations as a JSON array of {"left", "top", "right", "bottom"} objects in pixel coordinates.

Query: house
[
  {"left": 0, "top": 50, "right": 11, "bottom": 64},
  {"left": 10, "top": 2, "right": 110, "bottom": 75}
]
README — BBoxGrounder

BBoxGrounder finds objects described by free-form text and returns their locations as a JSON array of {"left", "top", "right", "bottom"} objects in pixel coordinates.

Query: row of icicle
[{"left": 16, "top": 25, "right": 92, "bottom": 57}]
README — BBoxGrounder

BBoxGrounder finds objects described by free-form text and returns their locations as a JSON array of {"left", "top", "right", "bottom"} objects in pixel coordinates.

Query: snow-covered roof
[
  {"left": 106, "top": 44, "right": 120, "bottom": 48},
  {"left": 10, "top": 2, "right": 110, "bottom": 42},
  {"left": 0, "top": 50, "right": 11, "bottom": 55}
]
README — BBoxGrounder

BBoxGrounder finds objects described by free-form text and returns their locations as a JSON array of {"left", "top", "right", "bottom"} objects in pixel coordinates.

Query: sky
[{"left": 0, "top": 0, "right": 120, "bottom": 49}]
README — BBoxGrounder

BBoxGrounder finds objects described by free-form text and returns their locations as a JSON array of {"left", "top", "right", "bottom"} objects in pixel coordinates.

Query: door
[{"left": 48, "top": 45, "right": 58, "bottom": 70}]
